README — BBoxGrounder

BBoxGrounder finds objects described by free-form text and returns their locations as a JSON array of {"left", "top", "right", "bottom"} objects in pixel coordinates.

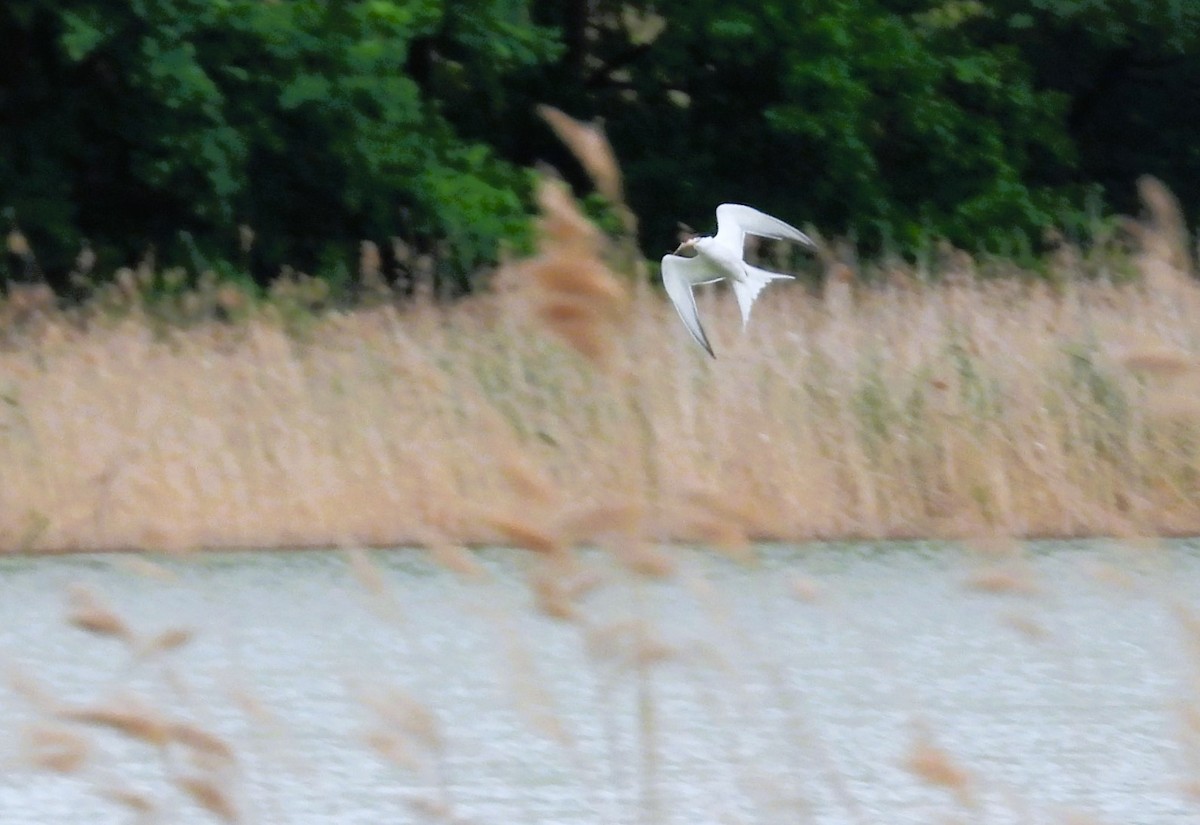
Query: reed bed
[
  {"left": 3, "top": 234, "right": 1200, "bottom": 552},
  {"left": 3, "top": 125, "right": 1200, "bottom": 552}
]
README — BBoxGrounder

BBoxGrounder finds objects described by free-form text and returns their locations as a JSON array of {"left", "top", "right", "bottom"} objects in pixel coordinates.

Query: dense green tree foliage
[
  {"left": 1, "top": 1, "right": 1198, "bottom": 287},
  {"left": 0, "top": 0, "right": 558, "bottom": 283},
  {"left": 963, "top": 0, "right": 1200, "bottom": 216},
  {"left": 519, "top": 0, "right": 1078, "bottom": 252}
]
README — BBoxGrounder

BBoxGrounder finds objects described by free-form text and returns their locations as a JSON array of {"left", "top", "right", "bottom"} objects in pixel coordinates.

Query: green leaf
[
  {"left": 60, "top": 11, "right": 106, "bottom": 61},
  {"left": 279, "top": 74, "right": 333, "bottom": 110}
]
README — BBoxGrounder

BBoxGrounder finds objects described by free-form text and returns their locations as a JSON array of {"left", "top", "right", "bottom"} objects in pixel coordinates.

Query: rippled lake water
[{"left": 2, "top": 540, "right": 1199, "bottom": 824}]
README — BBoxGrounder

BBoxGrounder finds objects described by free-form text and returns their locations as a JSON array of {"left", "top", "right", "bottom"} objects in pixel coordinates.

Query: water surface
[{"left": 2, "top": 540, "right": 1198, "bottom": 824}]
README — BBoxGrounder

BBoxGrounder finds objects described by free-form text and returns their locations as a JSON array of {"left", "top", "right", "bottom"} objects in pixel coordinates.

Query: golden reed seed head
[
  {"left": 905, "top": 738, "right": 974, "bottom": 806},
  {"left": 97, "top": 786, "right": 157, "bottom": 814},
  {"left": 499, "top": 455, "right": 557, "bottom": 504},
  {"left": 237, "top": 223, "right": 255, "bottom": 253},
  {"left": 360, "top": 687, "right": 444, "bottom": 752},
  {"left": 537, "top": 105, "right": 624, "bottom": 205},
  {"left": 609, "top": 540, "right": 676, "bottom": 578},
  {"left": 359, "top": 240, "right": 382, "bottom": 280},
  {"left": 344, "top": 547, "right": 390, "bottom": 598},
  {"left": 538, "top": 313, "right": 612, "bottom": 363},
  {"left": 364, "top": 730, "right": 418, "bottom": 769},
  {"left": 216, "top": 283, "right": 248, "bottom": 313},
  {"left": 66, "top": 584, "right": 131, "bottom": 641},
  {"left": 962, "top": 565, "right": 1040, "bottom": 596},
  {"left": 486, "top": 514, "right": 563, "bottom": 556},
  {"left": 6, "top": 227, "right": 31, "bottom": 257},
  {"left": 426, "top": 541, "right": 488, "bottom": 580},
  {"left": 528, "top": 567, "right": 578, "bottom": 620},
  {"left": 59, "top": 697, "right": 172, "bottom": 747},
  {"left": 168, "top": 723, "right": 236, "bottom": 763},
  {"left": 175, "top": 775, "right": 240, "bottom": 824},
  {"left": 534, "top": 297, "right": 592, "bottom": 328},
  {"left": 1001, "top": 612, "right": 1049, "bottom": 640},
  {"left": 534, "top": 177, "right": 602, "bottom": 256},
  {"left": 1138, "top": 175, "right": 1186, "bottom": 235},
  {"left": 21, "top": 725, "right": 90, "bottom": 773},
  {"left": 136, "top": 627, "right": 195, "bottom": 658},
  {"left": 527, "top": 256, "right": 629, "bottom": 309}
]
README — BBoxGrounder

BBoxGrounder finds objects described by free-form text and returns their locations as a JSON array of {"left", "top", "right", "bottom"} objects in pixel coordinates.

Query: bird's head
[{"left": 673, "top": 236, "right": 700, "bottom": 256}]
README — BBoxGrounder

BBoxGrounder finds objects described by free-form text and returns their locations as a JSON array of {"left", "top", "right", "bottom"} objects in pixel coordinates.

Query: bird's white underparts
[{"left": 661, "top": 203, "right": 814, "bottom": 357}]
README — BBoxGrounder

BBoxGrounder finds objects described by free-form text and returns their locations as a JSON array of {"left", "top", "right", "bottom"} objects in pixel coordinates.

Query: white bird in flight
[{"left": 661, "top": 204, "right": 814, "bottom": 357}]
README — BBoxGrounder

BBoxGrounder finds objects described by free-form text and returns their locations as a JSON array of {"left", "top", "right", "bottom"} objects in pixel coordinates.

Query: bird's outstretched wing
[
  {"left": 661, "top": 253, "right": 722, "bottom": 357},
  {"left": 712, "top": 203, "right": 815, "bottom": 254}
]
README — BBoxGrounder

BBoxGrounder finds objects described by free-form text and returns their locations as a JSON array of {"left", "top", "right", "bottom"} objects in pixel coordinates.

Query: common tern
[{"left": 661, "top": 204, "right": 814, "bottom": 357}]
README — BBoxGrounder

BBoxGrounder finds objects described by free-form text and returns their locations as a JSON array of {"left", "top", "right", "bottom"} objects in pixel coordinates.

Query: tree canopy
[
  {"left": 1, "top": 0, "right": 558, "bottom": 282},
  {"left": 1, "top": 0, "right": 1198, "bottom": 288}
]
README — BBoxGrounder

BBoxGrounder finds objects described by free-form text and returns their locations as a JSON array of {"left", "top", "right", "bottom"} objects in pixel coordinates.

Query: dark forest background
[{"left": 3, "top": 1, "right": 1199, "bottom": 291}]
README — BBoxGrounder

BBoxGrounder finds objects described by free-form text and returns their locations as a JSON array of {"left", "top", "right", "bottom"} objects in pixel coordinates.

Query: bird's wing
[
  {"left": 713, "top": 203, "right": 815, "bottom": 253},
  {"left": 661, "top": 254, "right": 721, "bottom": 357}
]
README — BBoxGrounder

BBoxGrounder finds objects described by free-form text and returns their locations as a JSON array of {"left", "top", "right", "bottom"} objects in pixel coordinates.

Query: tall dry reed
[{"left": 2, "top": 165, "right": 1200, "bottom": 552}]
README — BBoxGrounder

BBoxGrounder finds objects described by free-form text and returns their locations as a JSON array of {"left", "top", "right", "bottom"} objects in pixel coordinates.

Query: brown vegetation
[
  {"left": 2, "top": 115, "right": 1200, "bottom": 554},
  {"left": 3, "top": 260, "right": 1198, "bottom": 552}
]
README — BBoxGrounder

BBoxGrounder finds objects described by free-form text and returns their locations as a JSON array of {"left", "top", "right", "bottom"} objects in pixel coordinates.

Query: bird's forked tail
[{"left": 731, "top": 265, "right": 794, "bottom": 327}]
